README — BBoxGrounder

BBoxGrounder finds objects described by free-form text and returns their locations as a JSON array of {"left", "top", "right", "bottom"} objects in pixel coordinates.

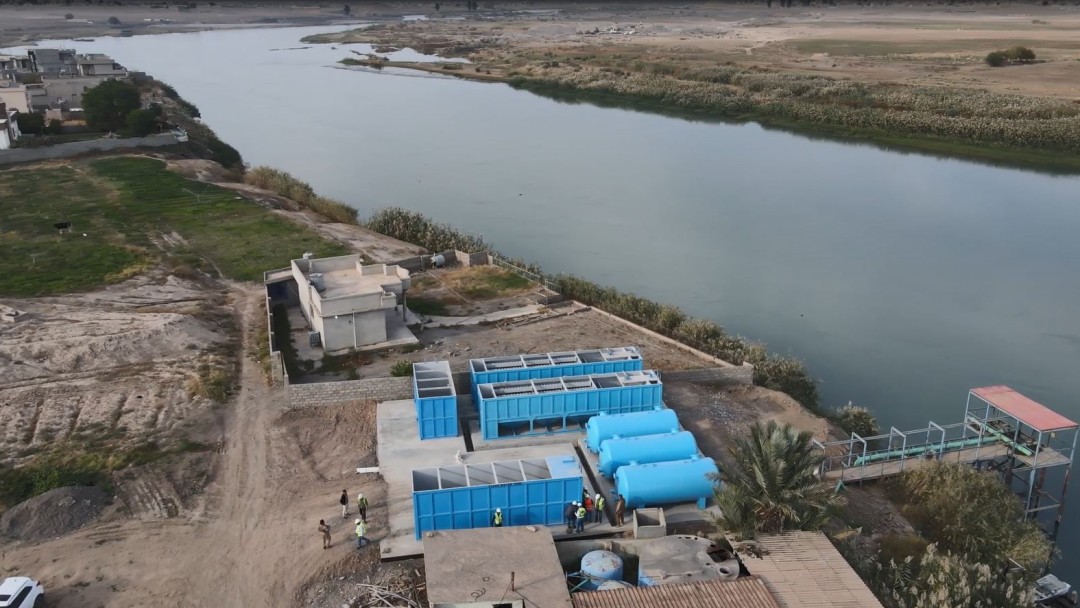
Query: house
[
  {"left": 0, "top": 83, "right": 30, "bottom": 114},
  {"left": 0, "top": 54, "right": 31, "bottom": 80},
  {"left": 289, "top": 254, "right": 411, "bottom": 353},
  {"left": 30, "top": 75, "right": 119, "bottom": 111},
  {"left": 74, "top": 54, "right": 126, "bottom": 77},
  {"left": 0, "top": 102, "right": 21, "bottom": 150},
  {"left": 27, "top": 49, "right": 78, "bottom": 76}
]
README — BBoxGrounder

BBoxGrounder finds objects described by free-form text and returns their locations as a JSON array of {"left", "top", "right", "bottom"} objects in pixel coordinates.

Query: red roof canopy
[{"left": 971, "top": 386, "right": 1078, "bottom": 433}]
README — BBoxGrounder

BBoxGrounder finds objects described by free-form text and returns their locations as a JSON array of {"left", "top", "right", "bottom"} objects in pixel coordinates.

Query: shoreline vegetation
[
  {"left": 308, "top": 26, "right": 1080, "bottom": 173},
  {"left": 365, "top": 207, "right": 821, "bottom": 411}
]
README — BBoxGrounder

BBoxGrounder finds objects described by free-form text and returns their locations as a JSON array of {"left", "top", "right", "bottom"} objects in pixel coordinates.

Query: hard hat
[
  {"left": 496, "top": 508, "right": 502, "bottom": 513},
  {"left": 355, "top": 519, "right": 361, "bottom": 524},
  {"left": 595, "top": 493, "right": 601, "bottom": 499},
  {"left": 357, "top": 492, "right": 364, "bottom": 498}
]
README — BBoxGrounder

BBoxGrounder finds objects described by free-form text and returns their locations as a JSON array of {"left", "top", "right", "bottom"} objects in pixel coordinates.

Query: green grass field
[{"left": 0, "top": 157, "right": 350, "bottom": 296}]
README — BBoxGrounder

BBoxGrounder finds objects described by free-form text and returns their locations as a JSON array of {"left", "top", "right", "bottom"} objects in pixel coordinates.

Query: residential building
[
  {"left": 289, "top": 254, "right": 411, "bottom": 353},
  {"left": 74, "top": 54, "right": 126, "bottom": 77},
  {"left": 0, "top": 83, "right": 30, "bottom": 114},
  {"left": 27, "top": 48, "right": 77, "bottom": 76},
  {"left": 29, "top": 75, "right": 118, "bottom": 111},
  {"left": 0, "top": 103, "right": 21, "bottom": 150},
  {"left": 0, "top": 54, "right": 31, "bottom": 81}
]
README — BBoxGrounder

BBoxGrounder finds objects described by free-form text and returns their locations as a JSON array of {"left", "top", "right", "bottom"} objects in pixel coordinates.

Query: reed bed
[{"left": 244, "top": 167, "right": 359, "bottom": 224}]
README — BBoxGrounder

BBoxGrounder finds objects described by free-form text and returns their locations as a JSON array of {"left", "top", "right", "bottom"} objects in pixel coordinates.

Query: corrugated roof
[
  {"left": 744, "top": 532, "right": 883, "bottom": 608},
  {"left": 571, "top": 576, "right": 780, "bottom": 608},
  {"left": 971, "top": 385, "right": 1077, "bottom": 433}
]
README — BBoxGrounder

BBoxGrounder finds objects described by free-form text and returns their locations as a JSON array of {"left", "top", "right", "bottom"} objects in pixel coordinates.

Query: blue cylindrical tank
[
  {"left": 580, "top": 550, "right": 623, "bottom": 590},
  {"left": 614, "top": 457, "right": 719, "bottom": 510},
  {"left": 598, "top": 431, "right": 699, "bottom": 478},
  {"left": 585, "top": 408, "right": 679, "bottom": 453}
]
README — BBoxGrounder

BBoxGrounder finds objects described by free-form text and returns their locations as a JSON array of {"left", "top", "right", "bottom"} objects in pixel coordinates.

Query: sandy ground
[
  {"left": 314, "top": 3, "right": 1080, "bottom": 100},
  {"left": 0, "top": 287, "right": 391, "bottom": 607},
  {"left": 0, "top": 272, "right": 232, "bottom": 459}
]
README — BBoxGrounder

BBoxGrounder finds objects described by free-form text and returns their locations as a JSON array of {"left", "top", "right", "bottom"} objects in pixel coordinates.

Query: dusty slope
[{"left": 0, "top": 287, "right": 388, "bottom": 607}]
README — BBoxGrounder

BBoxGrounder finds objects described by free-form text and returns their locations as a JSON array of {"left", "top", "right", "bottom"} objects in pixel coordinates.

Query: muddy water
[{"left": 9, "top": 25, "right": 1080, "bottom": 575}]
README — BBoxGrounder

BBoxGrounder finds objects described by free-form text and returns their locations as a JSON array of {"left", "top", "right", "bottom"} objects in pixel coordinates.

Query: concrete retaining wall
[
  {"left": 0, "top": 133, "right": 178, "bottom": 165},
  {"left": 663, "top": 366, "right": 754, "bottom": 386}
]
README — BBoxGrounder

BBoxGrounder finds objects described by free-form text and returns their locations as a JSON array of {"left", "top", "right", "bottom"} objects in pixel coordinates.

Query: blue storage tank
[
  {"left": 476, "top": 370, "right": 663, "bottom": 440},
  {"left": 469, "top": 347, "right": 643, "bottom": 406},
  {"left": 614, "top": 457, "right": 719, "bottom": 510},
  {"left": 580, "top": 550, "right": 624, "bottom": 590},
  {"left": 598, "top": 431, "right": 699, "bottom": 478},
  {"left": 412, "top": 455, "right": 583, "bottom": 539},
  {"left": 585, "top": 408, "right": 680, "bottom": 453},
  {"left": 413, "top": 361, "right": 458, "bottom": 440}
]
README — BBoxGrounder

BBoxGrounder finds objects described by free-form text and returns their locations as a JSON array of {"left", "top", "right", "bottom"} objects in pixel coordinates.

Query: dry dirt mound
[{"left": 0, "top": 486, "right": 108, "bottom": 542}]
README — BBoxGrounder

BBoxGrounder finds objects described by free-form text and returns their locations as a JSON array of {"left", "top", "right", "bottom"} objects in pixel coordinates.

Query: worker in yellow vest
[
  {"left": 575, "top": 504, "right": 587, "bottom": 534},
  {"left": 356, "top": 492, "right": 369, "bottom": 523},
  {"left": 595, "top": 493, "right": 606, "bottom": 524},
  {"left": 492, "top": 507, "right": 503, "bottom": 527}
]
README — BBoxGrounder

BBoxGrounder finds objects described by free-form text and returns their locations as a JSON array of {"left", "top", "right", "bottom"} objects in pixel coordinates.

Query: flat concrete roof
[
  {"left": 424, "top": 527, "right": 573, "bottom": 608},
  {"left": 318, "top": 267, "right": 395, "bottom": 300}
]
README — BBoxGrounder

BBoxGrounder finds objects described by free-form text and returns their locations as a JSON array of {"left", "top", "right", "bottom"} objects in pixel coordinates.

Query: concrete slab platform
[
  {"left": 465, "top": 417, "right": 589, "bottom": 452},
  {"left": 377, "top": 399, "right": 625, "bottom": 561},
  {"left": 576, "top": 437, "right": 722, "bottom": 528}
]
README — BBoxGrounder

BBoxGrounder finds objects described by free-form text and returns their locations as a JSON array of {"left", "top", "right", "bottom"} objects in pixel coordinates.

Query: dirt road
[{"left": 1, "top": 286, "right": 383, "bottom": 607}]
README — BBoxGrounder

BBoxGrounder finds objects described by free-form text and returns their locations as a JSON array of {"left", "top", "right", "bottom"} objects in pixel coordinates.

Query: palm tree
[{"left": 711, "top": 420, "right": 843, "bottom": 538}]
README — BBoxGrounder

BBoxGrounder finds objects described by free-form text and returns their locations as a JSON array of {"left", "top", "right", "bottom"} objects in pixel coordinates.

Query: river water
[{"left": 9, "top": 25, "right": 1080, "bottom": 575}]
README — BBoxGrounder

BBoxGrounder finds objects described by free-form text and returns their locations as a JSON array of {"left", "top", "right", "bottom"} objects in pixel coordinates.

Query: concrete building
[
  {"left": 74, "top": 54, "right": 126, "bottom": 77},
  {"left": 27, "top": 49, "right": 77, "bottom": 76},
  {"left": 0, "top": 103, "right": 21, "bottom": 150},
  {"left": 0, "top": 54, "right": 31, "bottom": 81},
  {"left": 29, "top": 76, "right": 118, "bottom": 111},
  {"left": 424, "top": 527, "right": 573, "bottom": 608},
  {"left": 290, "top": 254, "right": 411, "bottom": 353},
  {"left": 0, "top": 83, "right": 30, "bottom": 114}
]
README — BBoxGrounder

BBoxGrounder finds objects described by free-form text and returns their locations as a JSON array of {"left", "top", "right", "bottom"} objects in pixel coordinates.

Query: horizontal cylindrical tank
[
  {"left": 580, "top": 550, "right": 623, "bottom": 591},
  {"left": 585, "top": 408, "right": 679, "bottom": 453},
  {"left": 598, "top": 431, "right": 699, "bottom": 478},
  {"left": 614, "top": 457, "right": 719, "bottom": 510},
  {"left": 596, "top": 580, "right": 634, "bottom": 591}
]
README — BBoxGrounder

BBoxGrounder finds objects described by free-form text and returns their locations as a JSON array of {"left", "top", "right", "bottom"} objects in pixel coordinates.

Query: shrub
[
  {"left": 14, "top": 111, "right": 45, "bottom": 134},
  {"left": 44, "top": 118, "right": 62, "bottom": 135},
  {"left": 124, "top": 107, "right": 160, "bottom": 137},
  {"left": 83, "top": 80, "right": 141, "bottom": 132},
  {"left": 64, "top": 12, "right": 74, "bottom": 19},
  {"left": 985, "top": 51, "right": 1008, "bottom": 67},
  {"left": 244, "top": 166, "right": 359, "bottom": 224},
  {"left": 390, "top": 360, "right": 414, "bottom": 377},
  {"left": 897, "top": 462, "right": 1053, "bottom": 571},
  {"left": 871, "top": 544, "right": 1034, "bottom": 608},
  {"left": 107, "top": 15, "right": 120, "bottom": 25},
  {"left": 205, "top": 135, "right": 243, "bottom": 169},
  {"left": 1005, "top": 46, "right": 1037, "bottom": 62},
  {"left": 828, "top": 402, "right": 879, "bottom": 437}
]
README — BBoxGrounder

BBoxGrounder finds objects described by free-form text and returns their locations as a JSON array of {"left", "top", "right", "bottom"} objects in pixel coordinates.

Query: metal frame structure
[{"left": 813, "top": 386, "right": 1077, "bottom": 548}]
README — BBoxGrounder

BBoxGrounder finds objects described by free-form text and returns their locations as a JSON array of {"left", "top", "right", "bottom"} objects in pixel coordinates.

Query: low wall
[
  {"left": 583, "top": 305, "right": 738, "bottom": 369},
  {"left": 0, "top": 133, "right": 178, "bottom": 165},
  {"left": 286, "top": 370, "right": 473, "bottom": 409},
  {"left": 663, "top": 366, "right": 754, "bottom": 386},
  {"left": 287, "top": 376, "right": 413, "bottom": 409}
]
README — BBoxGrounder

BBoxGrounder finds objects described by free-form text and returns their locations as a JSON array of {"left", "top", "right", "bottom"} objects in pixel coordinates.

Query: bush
[
  {"left": 124, "top": 107, "right": 160, "bottom": 137},
  {"left": 15, "top": 111, "right": 45, "bottom": 134},
  {"left": 64, "top": 12, "right": 74, "bottom": 19},
  {"left": 83, "top": 80, "right": 141, "bottom": 132},
  {"left": 985, "top": 51, "right": 1008, "bottom": 67},
  {"left": 390, "top": 360, "right": 414, "bottom": 377},
  {"left": 107, "top": 16, "right": 120, "bottom": 25},
  {"left": 828, "top": 402, "right": 879, "bottom": 437},
  {"left": 1005, "top": 46, "right": 1037, "bottom": 62},
  {"left": 204, "top": 135, "right": 243, "bottom": 169},
  {"left": 897, "top": 462, "right": 1053, "bottom": 571},
  {"left": 871, "top": 544, "right": 1034, "bottom": 608},
  {"left": 244, "top": 166, "right": 359, "bottom": 224},
  {"left": 44, "top": 118, "right": 62, "bottom": 135}
]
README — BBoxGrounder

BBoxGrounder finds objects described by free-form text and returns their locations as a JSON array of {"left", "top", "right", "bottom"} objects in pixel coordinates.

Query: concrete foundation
[
  {"left": 376, "top": 399, "right": 624, "bottom": 561},
  {"left": 633, "top": 508, "right": 667, "bottom": 539}
]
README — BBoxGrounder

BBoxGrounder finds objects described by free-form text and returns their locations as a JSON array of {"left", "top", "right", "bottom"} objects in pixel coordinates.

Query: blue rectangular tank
[
  {"left": 413, "top": 361, "right": 458, "bottom": 440},
  {"left": 475, "top": 370, "right": 663, "bottom": 440},
  {"left": 614, "top": 457, "right": 719, "bottom": 510},
  {"left": 412, "top": 455, "right": 583, "bottom": 539},
  {"left": 468, "top": 347, "right": 643, "bottom": 406},
  {"left": 585, "top": 408, "right": 680, "bottom": 453},
  {"left": 599, "top": 431, "right": 700, "bottom": 478}
]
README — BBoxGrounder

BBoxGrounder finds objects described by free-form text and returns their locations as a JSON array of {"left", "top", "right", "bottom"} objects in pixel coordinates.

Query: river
[{"left": 8, "top": 25, "right": 1080, "bottom": 576}]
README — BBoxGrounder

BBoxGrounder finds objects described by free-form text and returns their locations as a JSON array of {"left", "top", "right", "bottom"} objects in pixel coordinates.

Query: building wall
[
  {"left": 0, "top": 88, "right": 29, "bottom": 114},
  {"left": 319, "top": 309, "right": 389, "bottom": 353},
  {"left": 34, "top": 76, "right": 117, "bottom": 110},
  {"left": 0, "top": 133, "right": 177, "bottom": 166},
  {"left": 286, "top": 372, "right": 472, "bottom": 409}
]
